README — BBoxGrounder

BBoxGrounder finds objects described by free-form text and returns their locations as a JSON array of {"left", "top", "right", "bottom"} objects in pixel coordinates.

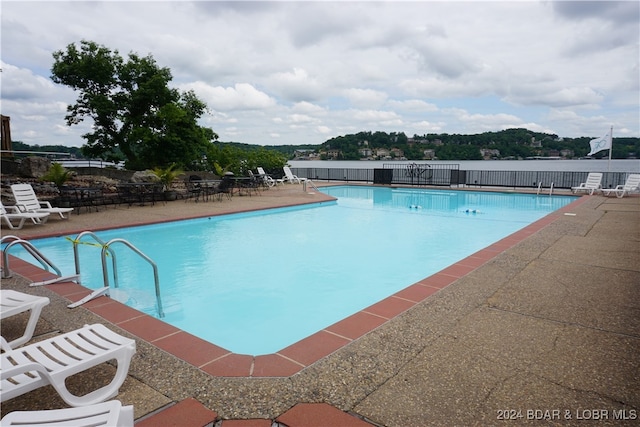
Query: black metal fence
[{"left": 290, "top": 164, "right": 632, "bottom": 190}]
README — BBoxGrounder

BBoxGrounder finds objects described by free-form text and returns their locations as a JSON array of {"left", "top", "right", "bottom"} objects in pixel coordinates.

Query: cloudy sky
[{"left": 1, "top": 1, "right": 639, "bottom": 148}]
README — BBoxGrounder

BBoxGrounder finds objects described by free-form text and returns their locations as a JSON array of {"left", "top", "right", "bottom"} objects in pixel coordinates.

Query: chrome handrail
[
  {"left": 1, "top": 235, "right": 61, "bottom": 278},
  {"left": 303, "top": 179, "right": 320, "bottom": 192},
  {"left": 536, "top": 182, "right": 555, "bottom": 196},
  {"left": 101, "top": 238, "right": 164, "bottom": 318},
  {"left": 71, "top": 231, "right": 118, "bottom": 286}
]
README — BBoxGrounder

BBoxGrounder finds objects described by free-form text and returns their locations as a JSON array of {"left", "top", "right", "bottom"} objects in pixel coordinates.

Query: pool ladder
[
  {"left": 0, "top": 232, "right": 164, "bottom": 318},
  {"left": 536, "top": 181, "right": 554, "bottom": 196},
  {"left": 70, "top": 231, "right": 164, "bottom": 318},
  {"left": 303, "top": 179, "right": 320, "bottom": 192},
  {"left": 1, "top": 235, "right": 62, "bottom": 279}
]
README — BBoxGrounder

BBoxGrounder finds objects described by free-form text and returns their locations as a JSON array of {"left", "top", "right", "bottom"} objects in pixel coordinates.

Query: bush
[
  {"left": 151, "top": 163, "right": 184, "bottom": 191},
  {"left": 41, "top": 162, "right": 73, "bottom": 189}
]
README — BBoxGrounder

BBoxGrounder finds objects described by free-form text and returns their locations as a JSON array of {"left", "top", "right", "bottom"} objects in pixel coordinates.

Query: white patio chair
[
  {"left": 1, "top": 323, "right": 136, "bottom": 407},
  {"left": 0, "top": 290, "right": 50, "bottom": 349},
  {"left": 0, "top": 400, "right": 133, "bottom": 427},
  {"left": 571, "top": 172, "right": 602, "bottom": 195},
  {"left": 0, "top": 201, "right": 50, "bottom": 229},
  {"left": 257, "top": 167, "right": 282, "bottom": 187},
  {"left": 601, "top": 174, "right": 640, "bottom": 198},
  {"left": 282, "top": 166, "right": 307, "bottom": 184},
  {"left": 10, "top": 183, "right": 73, "bottom": 220}
]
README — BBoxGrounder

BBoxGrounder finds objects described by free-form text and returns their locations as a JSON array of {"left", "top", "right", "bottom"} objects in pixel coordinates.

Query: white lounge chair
[
  {"left": 571, "top": 172, "right": 602, "bottom": 195},
  {"left": 257, "top": 167, "right": 283, "bottom": 187},
  {"left": 0, "top": 290, "right": 50, "bottom": 349},
  {"left": 1, "top": 323, "right": 136, "bottom": 407},
  {"left": 10, "top": 183, "right": 74, "bottom": 220},
  {"left": 282, "top": 166, "right": 307, "bottom": 184},
  {"left": 0, "top": 201, "right": 50, "bottom": 229},
  {"left": 0, "top": 400, "right": 134, "bottom": 427},
  {"left": 601, "top": 174, "right": 640, "bottom": 198}
]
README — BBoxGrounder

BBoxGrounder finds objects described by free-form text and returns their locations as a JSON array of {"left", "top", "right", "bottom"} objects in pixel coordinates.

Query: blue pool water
[{"left": 7, "top": 186, "right": 576, "bottom": 355}]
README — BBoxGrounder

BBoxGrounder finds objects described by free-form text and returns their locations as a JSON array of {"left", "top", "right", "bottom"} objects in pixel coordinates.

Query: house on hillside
[
  {"left": 560, "top": 149, "right": 574, "bottom": 158},
  {"left": 325, "top": 149, "right": 341, "bottom": 159},
  {"left": 423, "top": 149, "right": 436, "bottom": 159},
  {"left": 375, "top": 148, "right": 391, "bottom": 160},
  {"left": 293, "top": 149, "right": 318, "bottom": 160},
  {"left": 390, "top": 148, "right": 404, "bottom": 158},
  {"left": 359, "top": 147, "right": 373, "bottom": 158},
  {"left": 480, "top": 148, "right": 500, "bottom": 160}
]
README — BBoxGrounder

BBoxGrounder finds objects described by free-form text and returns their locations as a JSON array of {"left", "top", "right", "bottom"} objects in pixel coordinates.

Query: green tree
[
  {"left": 436, "top": 144, "right": 482, "bottom": 160},
  {"left": 50, "top": 40, "right": 217, "bottom": 170},
  {"left": 202, "top": 144, "right": 288, "bottom": 176}
]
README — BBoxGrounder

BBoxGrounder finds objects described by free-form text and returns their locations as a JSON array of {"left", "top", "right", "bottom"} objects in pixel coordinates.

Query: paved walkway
[{"left": 1, "top": 185, "right": 638, "bottom": 426}]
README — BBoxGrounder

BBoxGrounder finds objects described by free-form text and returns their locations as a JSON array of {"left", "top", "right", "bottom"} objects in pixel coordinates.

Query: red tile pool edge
[{"left": 1, "top": 196, "right": 588, "bottom": 378}]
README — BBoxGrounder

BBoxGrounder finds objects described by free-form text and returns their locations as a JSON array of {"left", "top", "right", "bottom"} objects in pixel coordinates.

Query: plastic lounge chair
[
  {"left": 282, "top": 166, "right": 307, "bottom": 184},
  {"left": 571, "top": 172, "right": 602, "bottom": 195},
  {"left": 257, "top": 167, "right": 283, "bottom": 187},
  {"left": 0, "top": 201, "right": 50, "bottom": 229},
  {"left": 601, "top": 173, "right": 640, "bottom": 198},
  {"left": 0, "top": 400, "right": 134, "bottom": 427},
  {"left": 0, "top": 290, "right": 50, "bottom": 349},
  {"left": 1, "top": 323, "right": 136, "bottom": 407},
  {"left": 10, "top": 183, "right": 73, "bottom": 220}
]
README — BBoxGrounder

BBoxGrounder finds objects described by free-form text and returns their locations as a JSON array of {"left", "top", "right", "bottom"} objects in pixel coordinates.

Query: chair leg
[
  {"left": 50, "top": 345, "right": 135, "bottom": 407},
  {"left": 6, "top": 300, "right": 48, "bottom": 348},
  {"left": 2, "top": 217, "right": 23, "bottom": 230}
]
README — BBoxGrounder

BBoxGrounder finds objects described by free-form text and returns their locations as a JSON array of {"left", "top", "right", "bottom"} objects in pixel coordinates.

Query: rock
[
  {"left": 130, "top": 170, "right": 160, "bottom": 183},
  {"left": 19, "top": 157, "right": 51, "bottom": 178}
]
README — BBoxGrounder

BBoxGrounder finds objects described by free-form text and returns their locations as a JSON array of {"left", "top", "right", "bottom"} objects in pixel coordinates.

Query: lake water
[{"left": 290, "top": 159, "right": 639, "bottom": 173}]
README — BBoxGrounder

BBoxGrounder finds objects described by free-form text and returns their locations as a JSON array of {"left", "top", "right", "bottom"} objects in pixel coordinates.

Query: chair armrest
[{"left": 39, "top": 201, "right": 54, "bottom": 209}]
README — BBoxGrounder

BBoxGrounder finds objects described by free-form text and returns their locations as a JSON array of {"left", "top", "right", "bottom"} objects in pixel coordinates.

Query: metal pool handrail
[
  {"left": 1, "top": 235, "right": 61, "bottom": 279},
  {"left": 101, "top": 238, "right": 164, "bottom": 318},
  {"left": 536, "top": 181, "right": 555, "bottom": 196},
  {"left": 71, "top": 231, "right": 118, "bottom": 286}
]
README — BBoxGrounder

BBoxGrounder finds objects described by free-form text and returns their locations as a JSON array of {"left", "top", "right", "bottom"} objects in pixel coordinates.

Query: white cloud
[
  {"left": 343, "top": 88, "right": 388, "bottom": 109},
  {"left": 1, "top": 63, "right": 59, "bottom": 100},
  {"left": 269, "top": 68, "right": 323, "bottom": 102},
  {"left": 455, "top": 110, "right": 522, "bottom": 126},
  {"left": 408, "top": 120, "right": 445, "bottom": 135},
  {"left": 387, "top": 99, "right": 439, "bottom": 113},
  {"left": 180, "top": 82, "right": 277, "bottom": 111},
  {"left": 292, "top": 101, "right": 326, "bottom": 115},
  {"left": 507, "top": 86, "right": 604, "bottom": 109},
  {"left": 287, "top": 113, "right": 320, "bottom": 125},
  {"left": 352, "top": 109, "right": 401, "bottom": 123}
]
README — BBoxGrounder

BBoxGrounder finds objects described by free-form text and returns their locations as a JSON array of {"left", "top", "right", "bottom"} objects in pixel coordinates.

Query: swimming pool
[{"left": 8, "top": 186, "right": 576, "bottom": 355}]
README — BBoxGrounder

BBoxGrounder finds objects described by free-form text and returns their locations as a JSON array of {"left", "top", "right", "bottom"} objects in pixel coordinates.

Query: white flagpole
[{"left": 608, "top": 126, "right": 613, "bottom": 172}]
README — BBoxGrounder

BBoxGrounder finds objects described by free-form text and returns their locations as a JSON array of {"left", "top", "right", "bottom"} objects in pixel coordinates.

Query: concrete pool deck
[{"left": 1, "top": 184, "right": 638, "bottom": 426}]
